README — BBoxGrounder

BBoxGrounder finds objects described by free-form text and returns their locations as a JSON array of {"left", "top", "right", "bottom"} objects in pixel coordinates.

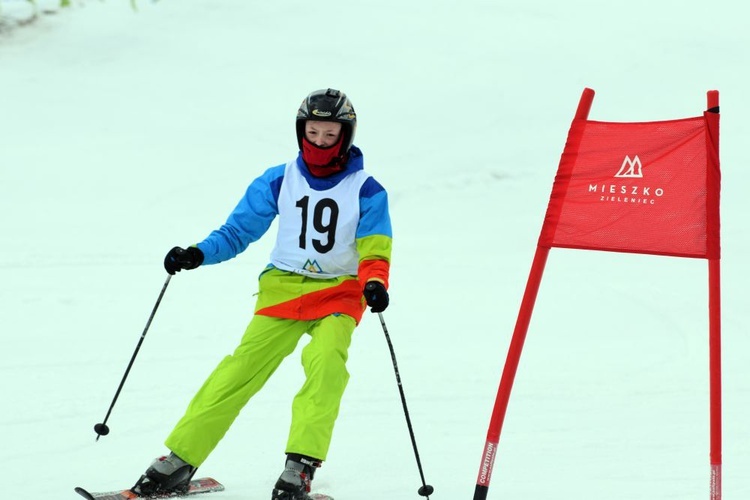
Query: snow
[{"left": 1, "top": 1, "right": 749, "bottom": 499}]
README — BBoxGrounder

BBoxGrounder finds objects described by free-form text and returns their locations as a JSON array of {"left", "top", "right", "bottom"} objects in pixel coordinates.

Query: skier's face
[{"left": 305, "top": 120, "right": 342, "bottom": 148}]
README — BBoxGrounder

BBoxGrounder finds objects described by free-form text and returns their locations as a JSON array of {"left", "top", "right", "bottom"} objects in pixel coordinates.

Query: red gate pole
[
  {"left": 472, "top": 88, "right": 595, "bottom": 500},
  {"left": 472, "top": 246, "right": 549, "bottom": 500},
  {"left": 708, "top": 258, "right": 722, "bottom": 500},
  {"left": 705, "top": 90, "right": 721, "bottom": 500}
]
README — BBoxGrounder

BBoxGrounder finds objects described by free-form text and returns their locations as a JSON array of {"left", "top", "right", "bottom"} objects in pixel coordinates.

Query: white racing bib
[{"left": 270, "top": 161, "right": 369, "bottom": 278}]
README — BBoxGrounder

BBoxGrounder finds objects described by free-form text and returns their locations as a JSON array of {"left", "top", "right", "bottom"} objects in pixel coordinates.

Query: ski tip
[{"left": 74, "top": 487, "right": 96, "bottom": 500}]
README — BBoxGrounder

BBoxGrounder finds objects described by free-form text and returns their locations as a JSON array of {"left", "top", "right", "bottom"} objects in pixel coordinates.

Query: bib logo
[
  {"left": 303, "top": 259, "right": 323, "bottom": 273},
  {"left": 588, "top": 154, "right": 665, "bottom": 205}
]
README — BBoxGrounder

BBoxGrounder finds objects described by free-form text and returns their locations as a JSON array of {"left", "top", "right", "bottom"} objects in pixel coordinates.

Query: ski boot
[
  {"left": 131, "top": 452, "right": 197, "bottom": 496},
  {"left": 272, "top": 453, "right": 322, "bottom": 500}
]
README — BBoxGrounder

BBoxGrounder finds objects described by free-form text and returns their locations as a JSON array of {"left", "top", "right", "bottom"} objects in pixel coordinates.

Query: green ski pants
[{"left": 164, "top": 313, "right": 356, "bottom": 467}]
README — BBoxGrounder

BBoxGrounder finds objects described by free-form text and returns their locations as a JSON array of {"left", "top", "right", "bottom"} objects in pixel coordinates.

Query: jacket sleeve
[
  {"left": 196, "top": 164, "right": 285, "bottom": 265},
  {"left": 356, "top": 176, "right": 392, "bottom": 288}
]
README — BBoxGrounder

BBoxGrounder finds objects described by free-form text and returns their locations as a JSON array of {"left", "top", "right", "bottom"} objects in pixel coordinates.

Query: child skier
[{"left": 132, "top": 88, "right": 392, "bottom": 500}]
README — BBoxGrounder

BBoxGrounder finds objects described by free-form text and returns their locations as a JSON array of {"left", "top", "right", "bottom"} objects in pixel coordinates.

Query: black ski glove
[
  {"left": 164, "top": 246, "right": 204, "bottom": 275},
  {"left": 363, "top": 281, "right": 389, "bottom": 313}
]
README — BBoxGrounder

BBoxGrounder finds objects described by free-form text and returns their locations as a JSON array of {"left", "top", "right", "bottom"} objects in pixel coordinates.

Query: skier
[{"left": 131, "top": 88, "right": 392, "bottom": 500}]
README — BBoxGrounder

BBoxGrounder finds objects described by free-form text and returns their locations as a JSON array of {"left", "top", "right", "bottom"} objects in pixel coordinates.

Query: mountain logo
[
  {"left": 303, "top": 259, "right": 323, "bottom": 273},
  {"left": 615, "top": 155, "right": 644, "bottom": 178}
]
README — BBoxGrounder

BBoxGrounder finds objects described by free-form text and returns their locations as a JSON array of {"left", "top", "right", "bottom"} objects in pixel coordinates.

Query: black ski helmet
[{"left": 296, "top": 88, "right": 357, "bottom": 159}]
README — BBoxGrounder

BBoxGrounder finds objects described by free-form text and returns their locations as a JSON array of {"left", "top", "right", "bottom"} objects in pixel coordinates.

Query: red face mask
[{"left": 302, "top": 135, "right": 346, "bottom": 177}]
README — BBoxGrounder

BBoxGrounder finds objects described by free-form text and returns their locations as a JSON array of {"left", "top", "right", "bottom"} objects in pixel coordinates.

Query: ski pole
[
  {"left": 94, "top": 274, "right": 172, "bottom": 441},
  {"left": 377, "top": 312, "right": 434, "bottom": 498}
]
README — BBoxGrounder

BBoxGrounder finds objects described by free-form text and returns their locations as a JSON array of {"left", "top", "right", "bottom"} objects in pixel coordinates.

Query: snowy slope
[{"left": 1, "top": 1, "right": 749, "bottom": 499}]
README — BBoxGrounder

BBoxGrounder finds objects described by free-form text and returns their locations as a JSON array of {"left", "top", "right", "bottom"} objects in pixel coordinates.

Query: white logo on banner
[
  {"left": 614, "top": 155, "right": 644, "bottom": 178},
  {"left": 586, "top": 154, "right": 665, "bottom": 205}
]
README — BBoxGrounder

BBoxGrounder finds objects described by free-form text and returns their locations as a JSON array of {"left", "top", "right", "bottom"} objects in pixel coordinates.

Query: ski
[
  {"left": 309, "top": 495, "right": 334, "bottom": 500},
  {"left": 74, "top": 477, "right": 224, "bottom": 500}
]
